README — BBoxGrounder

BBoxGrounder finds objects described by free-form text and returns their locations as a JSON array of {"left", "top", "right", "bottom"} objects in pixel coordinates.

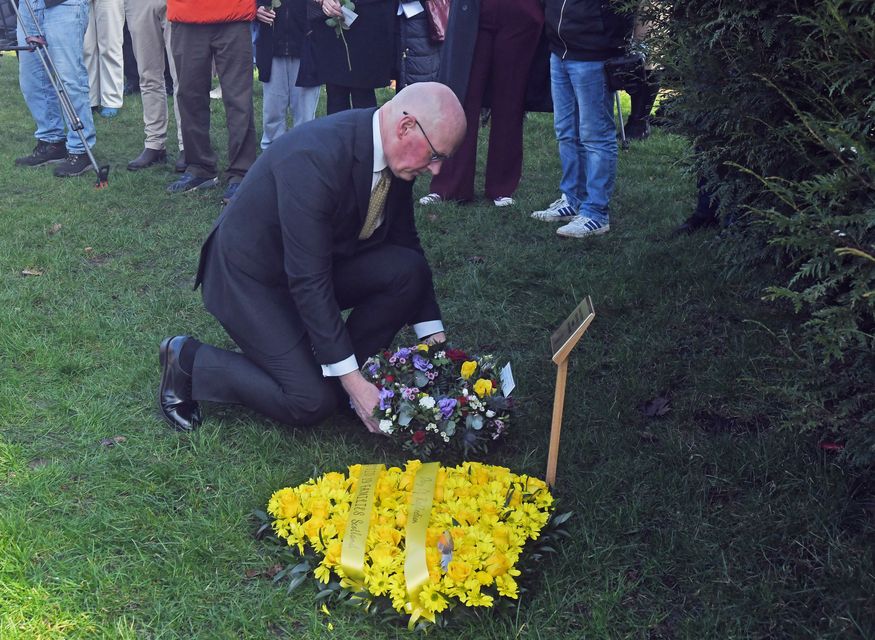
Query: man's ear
[{"left": 397, "top": 112, "right": 416, "bottom": 139}]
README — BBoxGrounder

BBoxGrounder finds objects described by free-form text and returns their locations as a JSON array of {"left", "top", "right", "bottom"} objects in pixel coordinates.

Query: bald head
[{"left": 379, "top": 82, "right": 467, "bottom": 180}]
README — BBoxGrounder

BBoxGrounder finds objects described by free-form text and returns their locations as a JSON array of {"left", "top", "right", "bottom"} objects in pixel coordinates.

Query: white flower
[
  {"left": 426, "top": 422, "right": 438, "bottom": 432},
  {"left": 486, "top": 410, "right": 495, "bottom": 418},
  {"left": 379, "top": 420, "right": 394, "bottom": 434},
  {"left": 435, "top": 350, "right": 446, "bottom": 359},
  {"left": 419, "top": 396, "right": 436, "bottom": 409},
  {"left": 441, "top": 432, "right": 450, "bottom": 442}
]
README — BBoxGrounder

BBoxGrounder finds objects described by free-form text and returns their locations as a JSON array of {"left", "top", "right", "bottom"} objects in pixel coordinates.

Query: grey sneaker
[
  {"left": 15, "top": 140, "right": 67, "bottom": 167},
  {"left": 531, "top": 194, "right": 576, "bottom": 222},
  {"left": 53, "top": 153, "right": 92, "bottom": 177},
  {"left": 556, "top": 216, "right": 610, "bottom": 238}
]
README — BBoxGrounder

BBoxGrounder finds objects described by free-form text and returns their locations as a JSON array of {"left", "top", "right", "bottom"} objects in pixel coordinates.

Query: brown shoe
[{"left": 127, "top": 148, "right": 166, "bottom": 171}]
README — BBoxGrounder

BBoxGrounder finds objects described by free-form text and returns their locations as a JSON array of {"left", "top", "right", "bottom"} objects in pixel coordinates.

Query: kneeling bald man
[{"left": 159, "top": 82, "right": 466, "bottom": 433}]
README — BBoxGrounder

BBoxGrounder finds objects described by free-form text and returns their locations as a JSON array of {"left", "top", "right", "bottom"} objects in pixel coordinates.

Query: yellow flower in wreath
[
  {"left": 446, "top": 559, "right": 472, "bottom": 583},
  {"left": 460, "top": 360, "right": 477, "bottom": 379},
  {"left": 420, "top": 583, "right": 449, "bottom": 613},
  {"left": 415, "top": 343, "right": 429, "bottom": 352},
  {"left": 473, "top": 378, "right": 494, "bottom": 398}
]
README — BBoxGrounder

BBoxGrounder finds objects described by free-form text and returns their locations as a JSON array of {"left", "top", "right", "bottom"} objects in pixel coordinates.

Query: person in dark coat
[
  {"left": 310, "top": 0, "right": 395, "bottom": 114},
  {"left": 395, "top": 2, "right": 442, "bottom": 90},
  {"left": 255, "top": 0, "right": 321, "bottom": 149},
  {"left": 157, "top": 83, "right": 467, "bottom": 434},
  {"left": 418, "top": 0, "right": 544, "bottom": 207}
]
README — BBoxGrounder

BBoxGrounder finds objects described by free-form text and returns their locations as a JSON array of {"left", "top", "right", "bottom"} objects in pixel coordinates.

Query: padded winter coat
[{"left": 168, "top": 0, "right": 256, "bottom": 24}]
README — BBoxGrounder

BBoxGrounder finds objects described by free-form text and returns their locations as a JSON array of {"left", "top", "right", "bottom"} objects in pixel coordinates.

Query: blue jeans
[
  {"left": 550, "top": 54, "right": 616, "bottom": 224},
  {"left": 17, "top": 0, "right": 96, "bottom": 154}
]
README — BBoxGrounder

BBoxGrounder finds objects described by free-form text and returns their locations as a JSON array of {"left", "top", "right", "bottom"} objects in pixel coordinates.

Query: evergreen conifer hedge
[{"left": 637, "top": 0, "right": 874, "bottom": 468}]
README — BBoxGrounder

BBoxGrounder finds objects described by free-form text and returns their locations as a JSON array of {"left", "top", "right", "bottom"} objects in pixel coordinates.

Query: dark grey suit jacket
[{"left": 195, "top": 108, "right": 441, "bottom": 366}]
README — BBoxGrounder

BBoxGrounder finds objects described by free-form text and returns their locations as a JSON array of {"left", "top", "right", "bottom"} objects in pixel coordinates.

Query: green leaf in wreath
[{"left": 325, "top": 17, "right": 337, "bottom": 27}]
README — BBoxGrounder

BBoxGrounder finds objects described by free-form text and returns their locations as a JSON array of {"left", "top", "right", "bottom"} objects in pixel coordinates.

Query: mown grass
[{"left": 0, "top": 55, "right": 872, "bottom": 639}]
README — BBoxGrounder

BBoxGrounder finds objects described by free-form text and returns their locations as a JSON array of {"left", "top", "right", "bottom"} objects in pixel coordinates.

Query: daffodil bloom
[
  {"left": 473, "top": 378, "right": 494, "bottom": 398},
  {"left": 460, "top": 360, "right": 477, "bottom": 379}
]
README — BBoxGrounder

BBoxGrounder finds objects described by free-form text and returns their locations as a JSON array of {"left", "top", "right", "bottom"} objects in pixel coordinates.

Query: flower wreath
[
  {"left": 362, "top": 344, "right": 513, "bottom": 458},
  {"left": 258, "top": 461, "right": 571, "bottom": 630}
]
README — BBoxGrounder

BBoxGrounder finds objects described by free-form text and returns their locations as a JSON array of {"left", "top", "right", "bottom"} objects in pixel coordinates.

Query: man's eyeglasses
[{"left": 403, "top": 111, "right": 449, "bottom": 163}]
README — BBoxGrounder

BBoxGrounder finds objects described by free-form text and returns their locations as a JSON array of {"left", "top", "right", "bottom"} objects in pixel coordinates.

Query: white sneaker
[
  {"left": 493, "top": 196, "right": 515, "bottom": 207},
  {"left": 531, "top": 194, "right": 577, "bottom": 222},
  {"left": 418, "top": 193, "right": 442, "bottom": 205},
  {"left": 556, "top": 216, "right": 610, "bottom": 238}
]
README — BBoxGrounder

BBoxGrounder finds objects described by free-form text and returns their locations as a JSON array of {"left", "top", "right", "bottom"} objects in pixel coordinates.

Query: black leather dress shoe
[
  {"left": 127, "top": 148, "right": 167, "bottom": 171},
  {"left": 159, "top": 336, "right": 202, "bottom": 431}
]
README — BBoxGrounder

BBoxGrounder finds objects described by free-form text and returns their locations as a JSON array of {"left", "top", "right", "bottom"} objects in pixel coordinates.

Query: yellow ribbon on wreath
[
  {"left": 340, "top": 464, "right": 384, "bottom": 589},
  {"left": 404, "top": 461, "right": 440, "bottom": 629}
]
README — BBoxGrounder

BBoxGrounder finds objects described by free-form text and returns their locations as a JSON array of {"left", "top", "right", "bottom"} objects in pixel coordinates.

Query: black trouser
[
  {"left": 191, "top": 244, "right": 433, "bottom": 426},
  {"left": 170, "top": 21, "right": 256, "bottom": 183},
  {"left": 325, "top": 83, "right": 377, "bottom": 114}
]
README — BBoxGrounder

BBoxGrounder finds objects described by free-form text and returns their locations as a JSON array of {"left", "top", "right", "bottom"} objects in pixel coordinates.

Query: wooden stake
[
  {"left": 545, "top": 296, "right": 595, "bottom": 488},
  {"left": 546, "top": 358, "right": 568, "bottom": 487}
]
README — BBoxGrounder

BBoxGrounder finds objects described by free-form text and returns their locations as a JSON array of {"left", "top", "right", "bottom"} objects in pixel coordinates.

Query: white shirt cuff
[
  {"left": 321, "top": 354, "right": 359, "bottom": 377},
  {"left": 413, "top": 320, "right": 444, "bottom": 340}
]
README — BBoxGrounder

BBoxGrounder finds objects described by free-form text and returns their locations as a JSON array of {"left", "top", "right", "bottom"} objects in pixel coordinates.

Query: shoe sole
[
  {"left": 127, "top": 158, "right": 166, "bottom": 171},
  {"left": 158, "top": 337, "right": 197, "bottom": 432},
  {"left": 183, "top": 178, "right": 219, "bottom": 193},
  {"left": 531, "top": 214, "right": 577, "bottom": 223},
  {"left": 15, "top": 157, "right": 66, "bottom": 167},
  {"left": 55, "top": 164, "right": 93, "bottom": 178},
  {"left": 557, "top": 225, "right": 610, "bottom": 238},
  {"left": 167, "top": 177, "right": 218, "bottom": 194}
]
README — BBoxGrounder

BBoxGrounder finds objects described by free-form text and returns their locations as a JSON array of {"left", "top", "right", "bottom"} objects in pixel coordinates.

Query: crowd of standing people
[{"left": 11, "top": 0, "right": 664, "bottom": 238}]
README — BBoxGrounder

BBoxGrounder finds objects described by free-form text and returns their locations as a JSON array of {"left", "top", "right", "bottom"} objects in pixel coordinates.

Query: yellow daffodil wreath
[{"left": 264, "top": 461, "right": 568, "bottom": 629}]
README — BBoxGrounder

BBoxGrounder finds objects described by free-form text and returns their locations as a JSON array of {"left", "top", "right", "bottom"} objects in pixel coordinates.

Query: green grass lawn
[{"left": 0, "top": 57, "right": 872, "bottom": 639}]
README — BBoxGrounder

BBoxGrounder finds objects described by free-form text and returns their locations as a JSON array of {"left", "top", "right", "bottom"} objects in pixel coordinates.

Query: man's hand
[
  {"left": 340, "top": 370, "right": 382, "bottom": 434},
  {"left": 256, "top": 6, "right": 276, "bottom": 24},
  {"left": 424, "top": 331, "right": 447, "bottom": 346},
  {"left": 320, "top": 0, "right": 343, "bottom": 18}
]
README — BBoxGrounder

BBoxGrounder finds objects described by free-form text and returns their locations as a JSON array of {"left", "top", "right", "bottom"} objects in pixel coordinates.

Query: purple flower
[
  {"left": 368, "top": 363, "right": 379, "bottom": 376},
  {"left": 412, "top": 354, "right": 433, "bottom": 372},
  {"left": 394, "top": 347, "right": 412, "bottom": 361},
  {"left": 379, "top": 388, "right": 395, "bottom": 411},
  {"left": 438, "top": 397, "right": 457, "bottom": 419}
]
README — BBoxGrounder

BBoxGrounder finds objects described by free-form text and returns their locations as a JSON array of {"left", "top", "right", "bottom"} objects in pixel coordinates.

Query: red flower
[
  {"left": 457, "top": 395, "right": 468, "bottom": 406},
  {"left": 412, "top": 431, "right": 426, "bottom": 444},
  {"left": 384, "top": 375, "right": 395, "bottom": 383},
  {"left": 445, "top": 348, "right": 469, "bottom": 363}
]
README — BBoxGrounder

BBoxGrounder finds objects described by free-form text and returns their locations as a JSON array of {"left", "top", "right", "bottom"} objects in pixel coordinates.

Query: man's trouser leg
[
  {"left": 211, "top": 21, "right": 256, "bottom": 185},
  {"left": 171, "top": 22, "right": 217, "bottom": 179},
  {"left": 83, "top": 0, "right": 124, "bottom": 109},
  {"left": 191, "top": 245, "right": 433, "bottom": 426}
]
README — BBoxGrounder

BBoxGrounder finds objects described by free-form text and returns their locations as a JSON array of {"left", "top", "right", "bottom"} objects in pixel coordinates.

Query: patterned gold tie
[{"left": 359, "top": 168, "right": 393, "bottom": 240}]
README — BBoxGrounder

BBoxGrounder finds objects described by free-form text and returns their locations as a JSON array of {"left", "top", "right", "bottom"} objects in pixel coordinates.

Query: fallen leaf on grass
[
  {"left": 427, "top": 213, "right": 439, "bottom": 222},
  {"left": 48, "top": 223, "right": 63, "bottom": 235},
  {"left": 636, "top": 430, "right": 659, "bottom": 443},
  {"left": 100, "top": 435, "right": 127, "bottom": 447},
  {"left": 28, "top": 458, "right": 50, "bottom": 470},
  {"left": 244, "top": 564, "right": 283, "bottom": 579},
  {"left": 639, "top": 395, "right": 671, "bottom": 418},
  {"left": 84, "top": 246, "right": 93, "bottom": 253},
  {"left": 21, "top": 268, "right": 44, "bottom": 276},
  {"left": 466, "top": 256, "right": 486, "bottom": 264}
]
